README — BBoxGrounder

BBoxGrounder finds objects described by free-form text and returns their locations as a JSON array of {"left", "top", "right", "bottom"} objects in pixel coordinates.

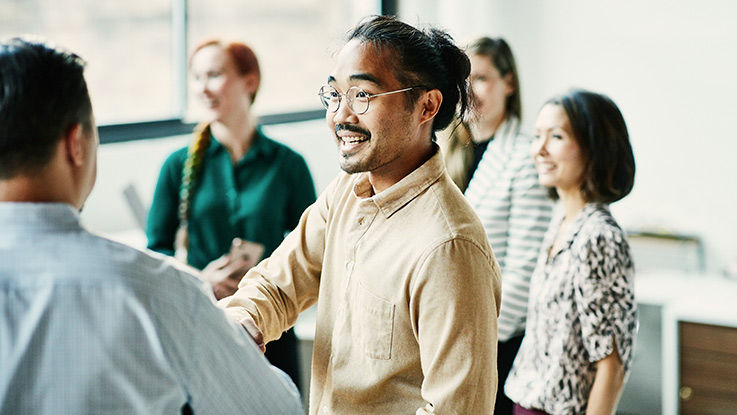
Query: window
[
  {"left": 0, "top": 0, "right": 382, "bottom": 128},
  {"left": 188, "top": 0, "right": 378, "bottom": 118},
  {"left": 1, "top": 0, "right": 174, "bottom": 124}
]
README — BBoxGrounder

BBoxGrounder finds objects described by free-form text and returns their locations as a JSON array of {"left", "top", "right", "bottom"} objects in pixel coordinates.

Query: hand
[
  {"left": 229, "top": 238, "right": 265, "bottom": 264},
  {"left": 239, "top": 314, "right": 266, "bottom": 353},
  {"left": 202, "top": 255, "right": 253, "bottom": 300}
]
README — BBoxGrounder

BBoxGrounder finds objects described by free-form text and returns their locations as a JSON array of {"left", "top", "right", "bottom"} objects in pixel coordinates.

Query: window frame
[{"left": 99, "top": 0, "right": 396, "bottom": 144}]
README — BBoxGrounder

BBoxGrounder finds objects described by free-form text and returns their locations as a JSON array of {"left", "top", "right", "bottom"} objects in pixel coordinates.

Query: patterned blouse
[{"left": 505, "top": 203, "right": 637, "bottom": 415}]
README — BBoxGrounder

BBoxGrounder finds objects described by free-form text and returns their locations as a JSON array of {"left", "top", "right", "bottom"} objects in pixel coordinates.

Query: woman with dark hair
[
  {"left": 146, "top": 38, "right": 316, "bottom": 389},
  {"left": 505, "top": 89, "right": 637, "bottom": 415},
  {"left": 438, "top": 37, "right": 553, "bottom": 414}
]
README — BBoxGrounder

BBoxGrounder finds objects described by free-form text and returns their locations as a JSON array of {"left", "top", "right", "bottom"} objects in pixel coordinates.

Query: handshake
[{"left": 202, "top": 238, "right": 265, "bottom": 300}]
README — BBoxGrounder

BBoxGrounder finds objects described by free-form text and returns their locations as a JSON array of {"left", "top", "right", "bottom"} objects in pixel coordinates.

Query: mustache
[{"left": 335, "top": 124, "right": 371, "bottom": 138}]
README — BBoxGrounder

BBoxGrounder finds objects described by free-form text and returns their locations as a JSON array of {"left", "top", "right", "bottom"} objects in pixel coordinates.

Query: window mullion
[{"left": 172, "top": 0, "right": 188, "bottom": 119}]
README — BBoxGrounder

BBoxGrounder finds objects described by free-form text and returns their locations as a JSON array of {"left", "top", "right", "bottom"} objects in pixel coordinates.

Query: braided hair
[
  {"left": 174, "top": 123, "right": 211, "bottom": 260},
  {"left": 174, "top": 38, "right": 261, "bottom": 262}
]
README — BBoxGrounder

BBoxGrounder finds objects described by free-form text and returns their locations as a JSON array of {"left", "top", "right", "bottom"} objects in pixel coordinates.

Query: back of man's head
[
  {"left": 0, "top": 37, "right": 92, "bottom": 179},
  {"left": 347, "top": 15, "right": 471, "bottom": 133}
]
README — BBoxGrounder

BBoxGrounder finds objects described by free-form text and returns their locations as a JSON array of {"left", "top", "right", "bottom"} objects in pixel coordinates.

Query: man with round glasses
[{"left": 221, "top": 15, "right": 501, "bottom": 414}]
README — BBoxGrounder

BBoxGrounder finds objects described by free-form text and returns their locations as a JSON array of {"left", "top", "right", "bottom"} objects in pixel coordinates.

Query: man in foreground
[
  {"left": 220, "top": 16, "right": 502, "bottom": 414},
  {"left": 0, "top": 37, "right": 302, "bottom": 414}
]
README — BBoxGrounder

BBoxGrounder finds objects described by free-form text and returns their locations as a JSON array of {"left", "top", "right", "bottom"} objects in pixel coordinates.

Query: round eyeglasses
[{"left": 318, "top": 85, "right": 420, "bottom": 115}]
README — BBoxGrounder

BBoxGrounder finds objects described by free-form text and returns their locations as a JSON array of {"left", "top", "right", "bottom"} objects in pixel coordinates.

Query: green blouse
[{"left": 146, "top": 127, "right": 316, "bottom": 270}]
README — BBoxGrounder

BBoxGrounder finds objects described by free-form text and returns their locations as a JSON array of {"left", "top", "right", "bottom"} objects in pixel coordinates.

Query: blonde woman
[{"left": 439, "top": 37, "right": 553, "bottom": 414}]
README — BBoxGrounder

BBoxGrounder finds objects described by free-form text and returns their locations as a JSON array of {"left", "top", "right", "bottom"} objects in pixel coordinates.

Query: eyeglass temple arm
[{"left": 369, "top": 87, "right": 415, "bottom": 98}]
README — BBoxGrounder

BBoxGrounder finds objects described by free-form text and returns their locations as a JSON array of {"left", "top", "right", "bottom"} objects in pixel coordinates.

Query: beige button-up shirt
[{"left": 221, "top": 148, "right": 501, "bottom": 414}]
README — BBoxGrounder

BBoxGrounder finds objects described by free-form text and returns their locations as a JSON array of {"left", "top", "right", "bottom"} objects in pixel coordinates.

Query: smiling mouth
[
  {"left": 335, "top": 124, "right": 371, "bottom": 152},
  {"left": 338, "top": 135, "right": 370, "bottom": 154},
  {"left": 202, "top": 100, "right": 218, "bottom": 109},
  {"left": 536, "top": 161, "right": 556, "bottom": 173},
  {"left": 339, "top": 136, "right": 369, "bottom": 144}
]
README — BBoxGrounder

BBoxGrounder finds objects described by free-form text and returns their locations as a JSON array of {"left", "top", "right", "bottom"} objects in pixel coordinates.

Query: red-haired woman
[{"left": 146, "top": 39, "right": 315, "bottom": 390}]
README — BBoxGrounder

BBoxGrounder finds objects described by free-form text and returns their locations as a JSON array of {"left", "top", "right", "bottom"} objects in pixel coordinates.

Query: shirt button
[
  {"left": 321, "top": 405, "right": 329, "bottom": 414},
  {"left": 227, "top": 190, "right": 236, "bottom": 199},
  {"left": 357, "top": 217, "right": 364, "bottom": 225},
  {"left": 345, "top": 261, "right": 354, "bottom": 271}
]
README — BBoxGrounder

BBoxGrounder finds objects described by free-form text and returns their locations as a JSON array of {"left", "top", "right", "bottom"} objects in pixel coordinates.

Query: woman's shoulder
[
  {"left": 258, "top": 130, "right": 307, "bottom": 161},
  {"left": 581, "top": 204, "right": 622, "bottom": 232},
  {"left": 153, "top": 146, "right": 190, "bottom": 183},
  {"left": 576, "top": 204, "right": 629, "bottom": 254},
  {"left": 162, "top": 145, "right": 190, "bottom": 167}
]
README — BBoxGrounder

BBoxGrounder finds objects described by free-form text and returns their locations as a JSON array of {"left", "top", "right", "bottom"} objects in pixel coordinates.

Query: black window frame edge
[
  {"left": 99, "top": 0, "right": 396, "bottom": 145},
  {"left": 99, "top": 109, "right": 327, "bottom": 144},
  {"left": 382, "top": 0, "right": 398, "bottom": 16}
]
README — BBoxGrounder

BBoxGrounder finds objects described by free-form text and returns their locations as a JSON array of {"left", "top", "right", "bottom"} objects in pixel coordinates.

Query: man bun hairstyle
[{"left": 348, "top": 15, "right": 470, "bottom": 132}]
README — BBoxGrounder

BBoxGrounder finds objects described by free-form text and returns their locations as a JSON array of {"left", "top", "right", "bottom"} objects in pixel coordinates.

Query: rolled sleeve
[
  {"left": 574, "top": 232, "right": 636, "bottom": 369},
  {"left": 410, "top": 237, "right": 501, "bottom": 414}
]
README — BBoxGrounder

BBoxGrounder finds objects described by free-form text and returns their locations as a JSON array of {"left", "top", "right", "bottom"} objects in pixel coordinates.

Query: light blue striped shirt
[
  {"left": 0, "top": 202, "right": 302, "bottom": 414},
  {"left": 465, "top": 119, "right": 554, "bottom": 342}
]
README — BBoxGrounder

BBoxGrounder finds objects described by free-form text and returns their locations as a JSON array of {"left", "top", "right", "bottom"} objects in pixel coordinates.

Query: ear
[
  {"left": 418, "top": 89, "right": 443, "bottom": 126},
  {"left": 242, "top": 72, "right": 259, "bottom": 96},
  {"left": 64, "top": 123, "right": 86, "bottom": 167},
  {"left": 503, "top": 73, "right": 515, "bottom": 96}
]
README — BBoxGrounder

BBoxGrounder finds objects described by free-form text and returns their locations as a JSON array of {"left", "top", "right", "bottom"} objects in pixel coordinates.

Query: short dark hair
[
  {"left": 347, "top": 15, "right": 470, "bottom": 132},
  {"left": 467, "top": 37, "right": 521, "bottom": 122},
  {"left": 545, "top": 89, "right": 635, "bottom": 203},
  {"left": 0, "top": 37, "right": 92, "bottom": 179}
]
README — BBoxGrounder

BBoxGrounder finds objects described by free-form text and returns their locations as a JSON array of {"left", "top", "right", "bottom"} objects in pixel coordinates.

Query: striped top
[{"left": 465, "top": 118, "right": 553, "bottom": 341}]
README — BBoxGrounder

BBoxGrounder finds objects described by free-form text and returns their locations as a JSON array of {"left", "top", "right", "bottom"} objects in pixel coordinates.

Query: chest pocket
[{"left": 356, "top": 281, "right": 395, "bottom": 360}]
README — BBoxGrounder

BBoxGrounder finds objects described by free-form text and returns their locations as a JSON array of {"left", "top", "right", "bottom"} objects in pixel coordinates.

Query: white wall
[
  {"left": 81, "top": 119, "right": 339, "bottom": 240},
  {"left": 405, "top": 0, "right": 737, "bottom": 272},
  {"left": 85, "top": 2, "right": 737, "bottom": 271}
]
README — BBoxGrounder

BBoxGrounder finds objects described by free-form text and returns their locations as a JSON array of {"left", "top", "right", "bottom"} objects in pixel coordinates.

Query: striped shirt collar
[
  {"left": 547, "top": 202, "right": 610, "bottom": 258},
  {"left": 491, "top": 117, "right": 522, "bottom": 153}
]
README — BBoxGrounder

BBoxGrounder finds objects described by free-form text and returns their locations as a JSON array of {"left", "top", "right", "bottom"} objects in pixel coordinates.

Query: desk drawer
[{"left": 679, "top": 322, "right": 737, "bottom": 415}]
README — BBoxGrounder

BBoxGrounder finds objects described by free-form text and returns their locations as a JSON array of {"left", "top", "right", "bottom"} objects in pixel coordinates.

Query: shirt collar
[
  {"left": 491, "top": 117, "right": 521, "bottom": 152},
  {"left": 206, "top": 126, "right": 276, "bottom": 163},
  {"left": 352, "top": 144, "right": 446, "bottom": 219},
  {"left": 551, "top": 202, "right": 608, "bottom": 251},
  {"left": 0, "top": 202, "right": 82, "bottom": 232}
]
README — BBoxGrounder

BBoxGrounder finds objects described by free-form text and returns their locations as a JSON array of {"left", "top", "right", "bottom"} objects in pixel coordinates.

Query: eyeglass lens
[{"left": 319, "top": 86, "right": 370, "bottom": 114}]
